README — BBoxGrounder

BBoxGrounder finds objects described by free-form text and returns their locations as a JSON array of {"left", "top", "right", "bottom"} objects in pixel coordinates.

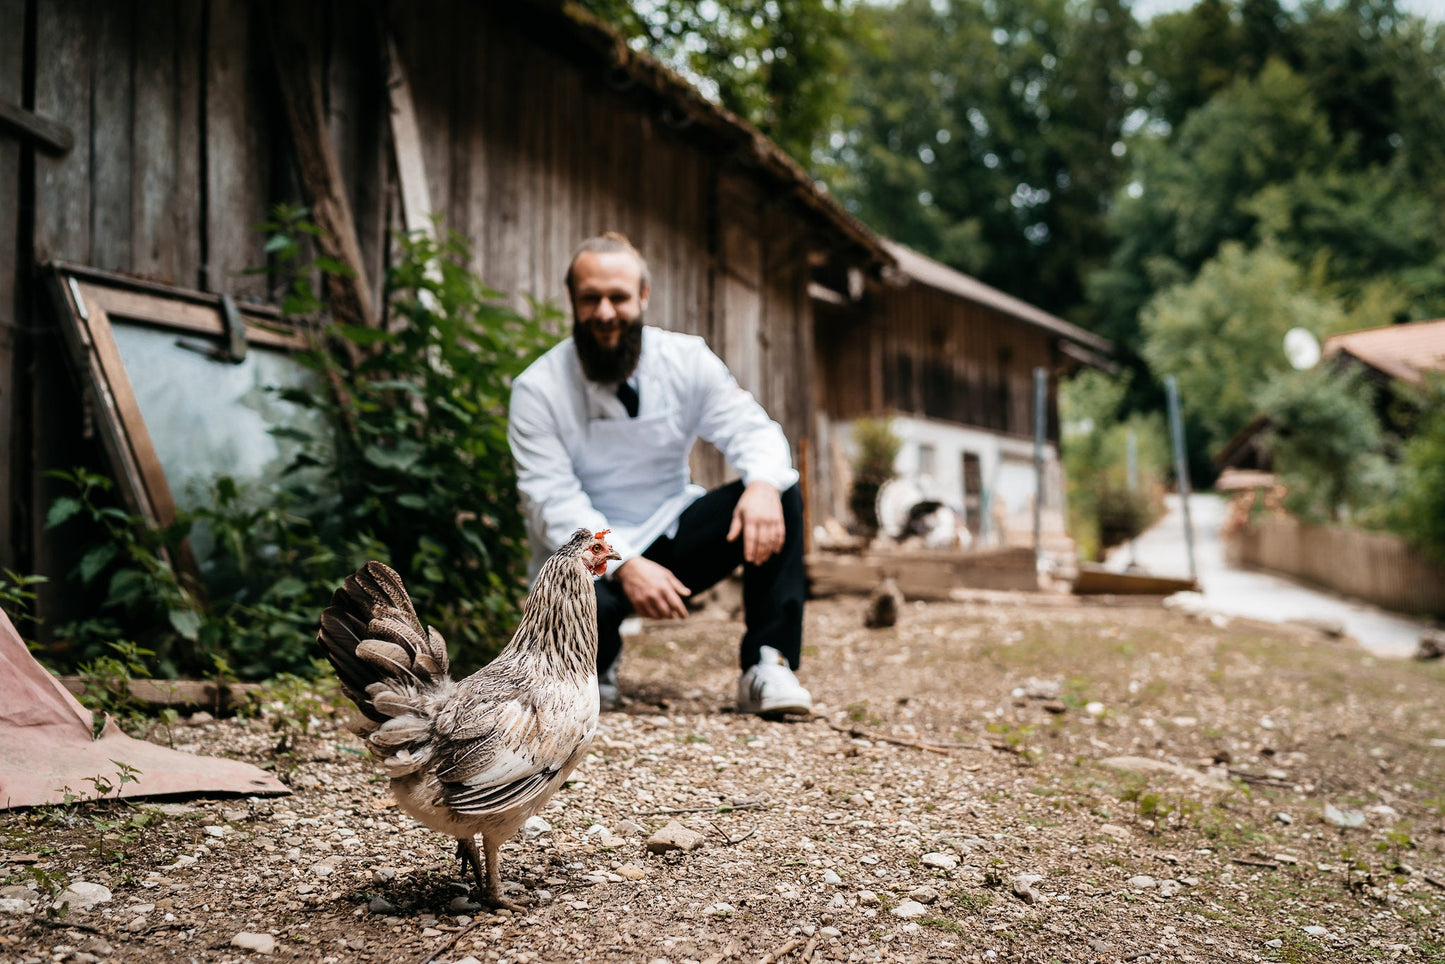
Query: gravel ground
[{"left": 3, "top": 591, "right": 1444, "bottom": 963}]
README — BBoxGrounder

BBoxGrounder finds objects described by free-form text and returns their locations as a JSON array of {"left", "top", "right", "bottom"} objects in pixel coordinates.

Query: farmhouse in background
[{"left": 813, "top": 240, "right": 1114, "bottom": 557}]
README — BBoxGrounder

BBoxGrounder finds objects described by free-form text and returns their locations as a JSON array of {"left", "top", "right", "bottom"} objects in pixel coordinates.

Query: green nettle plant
[
  {"left": 848, "top": 418, "right": 902, "bottom": 536},
  {"left": 41, "top": 211, "right": 557, "bottom": 680}
]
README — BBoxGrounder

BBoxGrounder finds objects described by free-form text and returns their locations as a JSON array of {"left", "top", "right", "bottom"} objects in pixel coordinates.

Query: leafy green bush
[
  {"left": 848, "top": 418, "right": 902, "bottom": 536},
  {"left": 1061, "top": 371, "right": 1169, "bottom": 561},
  {"left": 40, "top": 215, "right": 556, "bottom": 680},
  {"left": 1388, "top": 375, "right": 1445, "bottom": 562},
  {"left": 1255, "top": 366, "right": 1387, "bottom": 523}
]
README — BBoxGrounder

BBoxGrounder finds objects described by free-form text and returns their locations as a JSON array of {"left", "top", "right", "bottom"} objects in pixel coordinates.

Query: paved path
[{"left": 1104, "top": 493, "right": 1432, "bottom": 659}]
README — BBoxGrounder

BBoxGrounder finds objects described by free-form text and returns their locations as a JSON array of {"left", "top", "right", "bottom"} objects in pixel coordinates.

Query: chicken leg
[{"left": 457, "top": 836, "right": 525, "bottom": 912}]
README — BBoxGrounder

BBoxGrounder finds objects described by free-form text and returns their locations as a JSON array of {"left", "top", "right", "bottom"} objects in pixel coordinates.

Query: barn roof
[
  {"left": 533, "top": 2, "right": 892, "bottom": 270},
  {"left": 880, "top": 240, "right": 1114, "bottom": 360},
  {"left": 1323, "top": 318, "right": 1445, "bottom": 385}
]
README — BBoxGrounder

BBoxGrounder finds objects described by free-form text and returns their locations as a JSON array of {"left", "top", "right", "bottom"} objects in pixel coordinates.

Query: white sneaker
[{"left": 737, "top": 646, "right": 812, "bottom": 717}]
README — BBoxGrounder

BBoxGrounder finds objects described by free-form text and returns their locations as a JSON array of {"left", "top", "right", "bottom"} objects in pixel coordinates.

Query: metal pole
[
  {"left": 1033, "top": 367, "right": 1047, "bottom": 563},
  {"left": 1164, "top": 376, "right": 1197, "bottom": 582},
  {"left": 1126, "top": 429, "right": 1138, "bottom": 493}
]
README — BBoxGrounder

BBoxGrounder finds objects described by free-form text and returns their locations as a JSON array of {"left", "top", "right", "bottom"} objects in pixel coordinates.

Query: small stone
[
  {"left": 203, "top": 825, "right": 228, "bottom": 838},
  {"left": 447, "top": 896, "right": 479, "bottom": 912},
  {"left": 920, "top": 852, "right": 958, "bottom": 870},
  {"left": 56, "top": 882, "right": 112, "bottom": 911},
  {"left": 1085, "top": 701, "right": 1105, "bottom": 716},
  {"left": 187, "top": 711, "right": 215, "bottom": 726},
  {"left": 705, "top": 902, "right": 735, "bottom": 916},
  {"left": 823, "top": 870, "right": 843, "bottom": 885},
  {"left": 616, "top": 864, "right": 648, "bottom": 881},
  {"left": 1100, "top": 823, "right": 1131, "bottom": 841},
  {"left": 829, "top": 893, "right": 846, "bottom": 909},
  {"left": 309, "top": 863, "right": 335, "bottom": 877},
  {"left": 1324, "top": 804, "right": 1366, "bottom": 828},
  {"left": 374, "top": 867, "right": 397, "bottom": 881},
  {"left": 368, "top": 897, "right": 397, "bottom": 913},
  {"left": 230, "top": 932, "right": 276, "bottom": 954},
  {"left": 223, "top": 809, "right": 250, "bottom": 822},
  {"left": 1264, "top": 939, "right": 1283, "bottom": 949},
  {"left": 1303, "top": 926, "right": 1329, "bottom": 937},
  {"left": 645, "top": 820, "right": 704, "bottom": 853},
  {"left": 1012, "top": 874, "right": 1044, "bottom": 903},
  {"left": 891, "top": 900, "right": 928, "bottom": 919},
  {"left": 1273, "top": 812, "right": 1293, "bottom": 825},
  {"left": 857, "top": 890, "right": 880, "bottom": 906},
  {"left": 454, "top": 957, "right": 483, "bottom": 964},
  {"left": 616, "top": 819, "right": 646, "bottom": 835},
  {"left": 908, "top": 886, "right": 938, "bottom": 904},
  {"left": 847, "top": 793, "right": 870, "bottom": 808},
  {"left": 421, "top": 927, "right": 443, "bottom": 938},
  {"left": 1128, "top": 875, "right": 1157, "bottom": 890},
  {"left": 523, "top": 815, "right": 552, "bottom": 840},
  {"left": 0, "top": 898, "right": 34, "bottom": 915}
]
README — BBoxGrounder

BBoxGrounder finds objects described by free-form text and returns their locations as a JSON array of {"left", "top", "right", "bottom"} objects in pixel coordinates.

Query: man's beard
[{"left": 573, "top": 312, "right": 644, "bottom": 384}]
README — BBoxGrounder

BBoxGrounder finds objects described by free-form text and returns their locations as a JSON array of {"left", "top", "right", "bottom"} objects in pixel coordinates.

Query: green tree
[
  {"left": 574, "top": 0, "right": 863, "bottom": 166},
  {"left": 1255, "top": 366, "right": 1385, "bottom": 522},
  {"left": 1389, "top": 375, "right": 1445, "bottom": 562},
  {"left": 1139, "top": 241, "right": 1344, "bottom": 459},
  {"left": 828, "top": 0, "right": 1137, "bottom": 315}
]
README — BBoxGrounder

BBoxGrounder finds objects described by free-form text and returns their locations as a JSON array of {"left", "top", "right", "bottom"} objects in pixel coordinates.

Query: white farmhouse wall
[{"left": 832, "top": 414, "right": 1068, "bottom": 548}]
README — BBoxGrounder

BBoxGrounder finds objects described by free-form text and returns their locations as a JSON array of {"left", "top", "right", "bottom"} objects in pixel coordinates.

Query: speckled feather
[{"left": 315, "top": 527, "right": 613, "bottom": 903}]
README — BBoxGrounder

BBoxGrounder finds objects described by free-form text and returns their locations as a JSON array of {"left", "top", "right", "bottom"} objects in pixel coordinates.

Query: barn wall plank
[
  {"left": 89, "top": 0, "right": 135, "bottom": 272},
  {"left": 131, "top": 0, "right": 201, "bottom": 286},
  {"left": 0, "top": 0, "right": 24, "bottom": 570},
  {"left": 205, "top": 0, "right": 269, "bottom": 298},
  {"left": 32, "top": 0, "right": 92, "bottom": 265}
]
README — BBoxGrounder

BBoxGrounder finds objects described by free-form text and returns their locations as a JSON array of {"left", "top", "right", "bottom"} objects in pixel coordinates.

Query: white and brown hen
[{"left": 317, "top": 527, "right": 618, "bottom": 910}]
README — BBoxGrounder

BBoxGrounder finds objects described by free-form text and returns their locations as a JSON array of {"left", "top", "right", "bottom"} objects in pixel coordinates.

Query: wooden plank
[
  {"left": 326, "top": 0, "right": 386, "bottom": 314},
  {"left": 204, "top": 0, "right": 268, "bottom": 298},
  {"left": 32, "top": 0, "right": 93, "bottom": 264},
  {"left": 91, "top": 285, "right": 305, "bottom": 349},
  {"left": 89, "top": 0, "right": 135, "bottom": 271},
  {"left": 263, "top": 2, "right": 376, "bottom": 329},
  {"left": 1071, "top": 565, "right": 1197, "bottom": 596},
  {"left": 57, "top": 676, "right": 264, "bottom": 713},
  {"left": 384, "top": 32, "right": 434, "bottom": 239},
  {"left": 0, "top": 99, "right": 74, "bottom": 154},
  {"left": 132, "top": 0, "right": 200, "bottom": 285},
  {"left": 0, "top": 0, "right": 23, "bottom": 571}
]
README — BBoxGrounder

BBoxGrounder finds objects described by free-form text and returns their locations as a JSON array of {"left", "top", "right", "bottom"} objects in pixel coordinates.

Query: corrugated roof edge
[
  {"left": 881, "top": 240, "right": 1113, "bottom": 354},
  {"left": 533, "top": 1, "right": 893, "bottom": 270}
]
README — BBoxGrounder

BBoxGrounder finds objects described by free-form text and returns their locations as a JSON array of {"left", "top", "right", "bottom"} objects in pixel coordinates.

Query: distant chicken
[
  {"left": 864, "top": 576, "right": 904, "bottom": 629},
  {"left": 317, "top": 528, "right": 618, "bottom": 910}
]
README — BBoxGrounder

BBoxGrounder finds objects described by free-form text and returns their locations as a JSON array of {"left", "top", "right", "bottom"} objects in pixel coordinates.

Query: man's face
[{"left": 569, "top": 251, "right": 649, "bottom": 383}]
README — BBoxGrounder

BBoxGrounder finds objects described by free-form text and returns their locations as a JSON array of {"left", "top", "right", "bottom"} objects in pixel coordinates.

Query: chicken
[
  {"left": 316, "top": 527, "right": 618, "bottom": 910},
  {"left": 864, "top": 576, "right": 904, "bottom": 629}
]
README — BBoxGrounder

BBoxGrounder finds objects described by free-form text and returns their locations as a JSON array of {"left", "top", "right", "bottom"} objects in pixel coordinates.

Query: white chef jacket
[{"left": 508, "top": 326, "right": 799, "bottom": 580}]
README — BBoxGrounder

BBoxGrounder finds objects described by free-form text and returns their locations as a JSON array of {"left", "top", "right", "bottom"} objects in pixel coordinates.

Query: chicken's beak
[{"left": 605, "top": 549, "right": 621, "bottom": 562}]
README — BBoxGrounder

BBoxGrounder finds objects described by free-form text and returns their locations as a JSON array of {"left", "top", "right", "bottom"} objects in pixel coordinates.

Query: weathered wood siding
[
  {"left": 5, "top": 0, "right": 839, "bottom": 571},
  {"left": 818, "top": 281, "right": 1058, "bottom": 440}
]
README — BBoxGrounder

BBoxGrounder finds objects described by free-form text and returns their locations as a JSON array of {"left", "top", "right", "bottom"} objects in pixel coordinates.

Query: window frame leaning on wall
[{"left": 41, "top": 262, "right": 315, "bottom": 582}]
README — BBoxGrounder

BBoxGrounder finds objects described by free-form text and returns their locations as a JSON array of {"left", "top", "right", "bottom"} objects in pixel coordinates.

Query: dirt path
[{"left": 3, "top": 594, "right": 1444, "bottom": 963}]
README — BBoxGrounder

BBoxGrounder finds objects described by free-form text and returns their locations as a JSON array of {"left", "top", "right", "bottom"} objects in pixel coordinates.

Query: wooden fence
[{"left": 1228, "top": 517, "right": 1445, "bottom": 618}]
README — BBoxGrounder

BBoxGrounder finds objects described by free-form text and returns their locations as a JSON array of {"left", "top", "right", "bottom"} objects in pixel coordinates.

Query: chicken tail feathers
[{"left": 317, "top": 561, "right": 455, "bottom": 756}]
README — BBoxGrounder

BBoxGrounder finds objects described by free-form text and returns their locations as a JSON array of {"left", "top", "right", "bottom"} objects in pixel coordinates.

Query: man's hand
[
  {"left": 727, "top": 481, "right": 785, "bottom": 566},
  {"left": 616, "top": 556, "right": 692, "bottom": 620}
]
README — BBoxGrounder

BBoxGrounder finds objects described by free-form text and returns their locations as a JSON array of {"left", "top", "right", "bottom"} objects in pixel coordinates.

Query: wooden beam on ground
[
  {"left": 263, "top": 4, "right": 377, "bottom": 332},
  {"left": 807, "top": 546, "right": 1040, "bottom": 601},
  {"left": 57, "top": 677, "right": 266, "bottom": 715}
]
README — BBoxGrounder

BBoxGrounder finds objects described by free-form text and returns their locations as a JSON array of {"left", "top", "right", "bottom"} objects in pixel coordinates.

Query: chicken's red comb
[{"left": 595, "top": 529, "right": 611, "bottom": 540}]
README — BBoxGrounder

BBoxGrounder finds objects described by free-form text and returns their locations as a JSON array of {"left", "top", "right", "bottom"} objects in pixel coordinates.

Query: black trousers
[{"left": 594, "top": 481, "right": 806, "bottom": 673}]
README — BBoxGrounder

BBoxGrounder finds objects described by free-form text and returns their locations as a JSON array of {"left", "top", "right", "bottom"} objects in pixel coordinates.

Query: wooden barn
[
  {"left": 0, "top": 0, "right": 892, "bottom": 619},
  {"left": 814, "top": 240, "right": 1114, "bottom": 554}
]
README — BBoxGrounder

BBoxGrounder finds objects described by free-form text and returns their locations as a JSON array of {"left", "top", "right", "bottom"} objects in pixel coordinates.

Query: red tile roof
[{"left": 1323, "top": 318, "right": 1445, "bottom": 384}]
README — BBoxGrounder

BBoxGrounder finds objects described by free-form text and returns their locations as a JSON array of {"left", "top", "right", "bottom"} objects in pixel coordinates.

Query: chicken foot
[{"left": 456, "top": 836, "right": 526, "bottom": 913}]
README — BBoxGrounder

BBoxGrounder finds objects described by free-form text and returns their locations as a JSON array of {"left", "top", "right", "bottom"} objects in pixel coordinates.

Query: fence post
[
  {"left": 1033, "top": 367, "right": 1047, "bottom": 563},
  {"left": 1164, "top": 376, "right": 1198, "bottom": 583}
]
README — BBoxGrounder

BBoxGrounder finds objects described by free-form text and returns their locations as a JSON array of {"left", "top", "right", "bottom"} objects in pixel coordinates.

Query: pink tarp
[{"left": 0, "top": 609, "right": 289, "bottom": 809}]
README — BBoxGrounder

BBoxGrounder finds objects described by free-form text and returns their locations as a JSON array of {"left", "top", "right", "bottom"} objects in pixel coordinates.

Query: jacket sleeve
[
  {"left": 690, "top": 345, "right": 799, "bottom": 493},
  {"left": 507, "top": 378, "right": 641, "bottom": 569}
]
